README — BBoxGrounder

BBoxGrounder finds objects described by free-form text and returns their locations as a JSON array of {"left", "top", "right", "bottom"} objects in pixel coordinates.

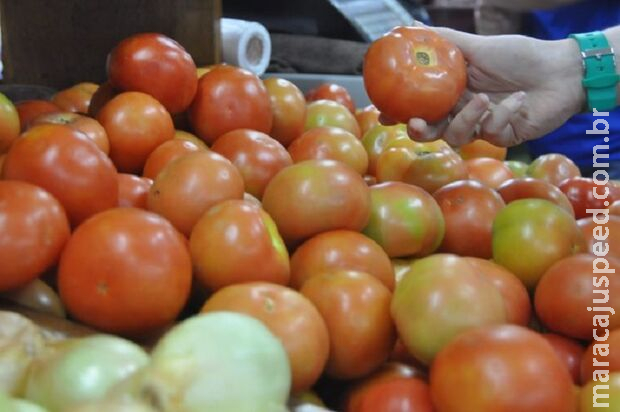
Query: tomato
[
  {"left": 2, "top": 124, "right": 118, "bottom": 227},
  {"left": 189, "top": 65, "right": 272, "bottom": 144},
  {"left": 465, "top": 157, "right": 514, "bottom": 189},
  {"left": 580, "top": 372, "right": 620, "bottom": 411},
  {"left": 392, "top": 254, "right": 506, "bottom": 364},
  {"left": 505, "top": 160, "right": 529, "bottom": 177},
  {"left": 355, "top": 105, "right": 381, "bottom": 137},
  {"left": 148, "top": 151, "right": 244, "bottom": 236},
  {"left": 289, "top": 230, "right": 394, "bottom": 291},
  {"left": 527, "top": 153, "right": 581, "bottom": 186},
  {"left": 117, "top": 173, "right": 152, "bottom": 209},
  {"left": 201, "top": 282, "right": 328, "bottom": 393},
  {"left": 51, "top": 82, "right": 98, "bottom": 114},
  {"left": 492, "top": 199, "right": 584, "bottom": 288},
  {"left": 364, "top": 26, "right": 466, "bottom": 123},
  {"left": 58, "top": 208, "right": 191, "bottom": 337},
  {"left": 211, "top": 129, "right": 292, "bottom": 199},
  {"left": 541, "top": 333, "right": 585, "bottom": 385},
  {"left": 142, "top": 139, "right": 203, "bottom": 180},
  {"left": 534, "top": 254, "right": 620, "bottom": 340},
  {"left": 107, "top": 33, "right": 197, "bottom": 114},
  {"left": 288, "top": 127, "right": 368, "bottom": 175},
  {"left": 559, "top": 176, "right": 619, "bottom": 219},
  {"left": 30, "top": 111, "right": 110, "bottom": 155},
  {"left": 87, "top": 82, "right": 118, "bottom": 118},
  {"left": 263, "top": 78, "right": 306, "bottom": 147},
  {"left": 305, "top": 100, "right": 361, "bottom": 138},
  {"left": 577, "top": 215, "right": 620, "bottom": 259},
  {"left": 346, "top": 376, "right": 432, "bottom": 412},
  {"left": 97, "top": 91, "right": 175, "bottom": 173},
  {"left": 497, "top": 177, "right": 575, "bottom": 217},
  {"left": 610, "top": 199, "right": 620, "bottom": 216},
  {"left": 433, "top": 180, "right": 505, "bottom": 258},
  {"left": 430, "top": 325, "right": 576, "bottom": 412},
  {"left": 361, "top": 124, "right": 409, "bottom": 175},
  {"left": 0, "top": 154, "right": 5, "bottom": 176},
  {"left": 0, "top": 181, "right": 70, "bottom": 291},
  {"left": 306, "top": 83, "right": 356, "bottom": 113},
  {"left": 190, "top": 199, "right": 289, "bottom": 290},
  {"left": 458, "top": 139, "right": 507, "bottom": 160},
  {"left": 300, "top": 270, "right": 396, "bottom": 379},
  {"left": 581, "top": 328, "right": 620, "bottom": 385},
  {"left": 15, "top": 100, "right": 60, "bottom": 131},
  {"left": 363, "top": 182, "right": 444, "bottom": 258},
  {"left": 464, "top": 257, "right": 532, "bottom": 326},
  {"left": 0, "top": 93, "right": 20, "bottom": 154},
  {"left": 262, "top": 160, "right": 370, "bottom": 244},
  {"left": 173, "top": 129, "right": 208, "bottom": 149}
]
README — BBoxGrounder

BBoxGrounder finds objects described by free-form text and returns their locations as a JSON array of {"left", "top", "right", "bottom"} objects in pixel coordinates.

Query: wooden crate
[{"left": 0, "top": 0, "right": 222, "bottom": 89}]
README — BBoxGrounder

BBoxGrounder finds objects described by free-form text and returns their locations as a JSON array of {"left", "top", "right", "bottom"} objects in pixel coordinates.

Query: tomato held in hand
[
  {"left": 305, "top": 83, "right": 356, "bottom": 113},
  {"left": 117, "top": 173, "right": 152, "bottom": 209},
  {"left": 58, "top": 208, "right": 192, "bottom": 338},
  {"left": 430, "top": 325, "right": 577, "bottom": 412},
  {"left": 497, "top": 177, "right": 575, "bottom": 217},
  {"left": 0, "top": 181, "right": 70, "bottom": 291},
  {"left": 107, "top": 33, "right": 197, "bottom": 114},
  {"left": 189, "top": 65, "right": 273, "bottom": 144},
  {"left": 364, "top": 26, "right": 466, "bottom": 124},
  {"left": 263, "top": 77, "right": 306, "bottom": 147},
  {"left": 201, "top": 282, "right": 329, "bottom": 393},
  {"left": 2, "top": 124, "right": 118, "bottom": 227}
]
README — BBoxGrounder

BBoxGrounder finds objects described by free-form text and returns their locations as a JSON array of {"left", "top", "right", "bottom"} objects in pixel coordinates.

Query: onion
[
  {"left": 25, "top": 334, "right": 149, "bottom": 412},
  {"left": 0, "top": 392, "right": 49, "bottom": 412}
]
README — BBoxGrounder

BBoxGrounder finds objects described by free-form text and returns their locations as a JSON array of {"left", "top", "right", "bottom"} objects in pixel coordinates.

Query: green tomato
[
  {"left": 580, "top": 372, "right": 620, "bottom": 411},
  {"left": 504, "top": 160, "right": 529, "bottom": 178}
]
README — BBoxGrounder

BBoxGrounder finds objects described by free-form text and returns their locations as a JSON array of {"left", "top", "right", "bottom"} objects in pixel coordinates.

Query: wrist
[{"left": 553, "top": 38, "right": 587, "bottom": 115}]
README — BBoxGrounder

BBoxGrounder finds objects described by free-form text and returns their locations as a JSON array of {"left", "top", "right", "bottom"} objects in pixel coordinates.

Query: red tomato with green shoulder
[
  {"left": 306, "top": 83, "right": 356, "bottom": 113},
  {"left": 305, "top": 100, "right": 361, "bottom": 138},
  {"left": 0, "top": 92, "right": 20, "bottom": 154},
  {"left": 263, "top": 77, "right": 306, "bottom": 147},
  {"left": 527, "top": 153, "right": 581, "bottom": 186}
]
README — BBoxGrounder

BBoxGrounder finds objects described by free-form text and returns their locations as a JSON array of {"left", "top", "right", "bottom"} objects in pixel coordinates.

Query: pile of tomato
[{"left": 0, "top": 29, "right": 620, "bottom": 412}]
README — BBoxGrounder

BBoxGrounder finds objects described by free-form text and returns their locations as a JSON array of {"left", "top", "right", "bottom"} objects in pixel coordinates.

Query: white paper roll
[{"left": 221, "top": 18, "right": 271, "bottom": 76}]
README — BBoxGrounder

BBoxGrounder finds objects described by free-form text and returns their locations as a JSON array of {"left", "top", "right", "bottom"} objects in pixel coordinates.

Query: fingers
[
  {"left": 407, "top": 117, "right": 448, "bottom": 142},
  {"left": 441, "top": 93, "right": 490, "bottom": 146},
  {"left": 378, "top": 113, "right": 396, "bottom": 126},
  {"left": 479, "top": 92, "right": 527, "bottom": 146}
]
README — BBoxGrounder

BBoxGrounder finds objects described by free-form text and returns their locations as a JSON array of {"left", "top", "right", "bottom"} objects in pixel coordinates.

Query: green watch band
[{"left": 569, "top": 31, "right": 620, "bottom": 112}]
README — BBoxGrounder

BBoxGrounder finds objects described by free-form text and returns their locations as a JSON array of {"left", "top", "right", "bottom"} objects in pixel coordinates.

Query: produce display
[{"left": 0, "top": 27, "right": 619, "bottom": 412}]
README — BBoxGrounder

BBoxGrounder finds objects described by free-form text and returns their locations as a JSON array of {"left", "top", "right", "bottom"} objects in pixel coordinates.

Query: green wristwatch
[{"left": 569, "top": 31, "right": 620, "bottom": 112}]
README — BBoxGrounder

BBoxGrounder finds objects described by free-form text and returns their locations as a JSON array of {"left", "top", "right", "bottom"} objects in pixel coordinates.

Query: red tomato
[
  {"left": 147, "top": 151, "right": 244, "bottom": 236},
  {"left": 107, "top": 33, "right": 197, "bottom": 114},
  {"left": 581, "top": 328, "right": 620, "bottom": 384},
  {"left": 577, "top": 215, "right": 620, "bottom": 259},
  {"left": 364, "top": 26, "right": 466, "bottom": 123},
  {"left": 433, "top": 180, "right": 505, "bottom": 258},
  {"left": 211, "top": 129, "right": 292, "bottom": 199},
  {"left": 263, "top": 78, "right": 306, "bottom": 147},
  {"left": 2, "top": 124, "right": 118, "bottom": 227},
  {"left": 0, "top": 181, "right": 70, "bottom": 291},
  {"left": 527, "top": 153, "right": 581, "bottom": 186},
  {"left": 0, "top": 93, "right": 20, "bottom": 154},
  {"left": 15, "top": 100, "right": 60, "bottom": 131},
  {"left": 288, "top": 127, "right": 368, "bottom": 175},
  {"left": 363, "top": 182, "right": 444, "bottom": 258},
  {"left": 262, "top": 160, "right": 370, "bottom": 244},
  {"left": 464, "top": 257, "right": 532, "bottom": 326},
  {"left": 458, "top": 139, "right": 507, "bottom": 160},
  {"left": 306, "top": 83, "right": 356, "bottom": 113},
  {"left": 142, "top": 139, "right": 203, "bottom": 180},
  {"left": 492, "top": 199, "right": 584, "bottom": 288},
  {"left": 189, "top": 65, "right": 272, "bottom": 144},
  {"left": 190, "top": 199, "right": 289, "bottom": 290},
  {"left": 97, "top": 91, "right": 174, "bottom": 173},
  {"left": 361, "top": 124, "right": 409, "bottom": 176},
  {"left": 534, "top": 254, "right": 620, "bottom": 340},
  {"left": 300, "top": 270, "right": 396, "bottom": 379},
  {"left": 30, "top": 111, "right": 110, "bottom": 155},
  {"left": 290, "top": 230, "right": 394, "bottom": 291},
  {"left": 540, "top": 333, "right": 584, "bottom": 385},
  {"left": 117, "top": 173, "right": 152, "bottom": 209},
  {"left": 201, "top": 282, "right": 329, "bottom": 393},
  {"left": 392, "top": 254, "right": 507, "bottom": 364},
  {"left": 355, "top": 105, "right": 381, "bottom": 137},
  {"left": 465, "top": 157, "right": 514, "bottom": 189},
  {"left": 173, "top": 130, "right": 208, "bottom": 149},
  {"left": 305, "top": 100, "right": 361, "bottom": 138},
  {"left": 0, "top": 154, "right": 5, "bottom": 175},
  {"left": 58, "top": 208, "right": 192, "bottom": 337},
  {"left": 610, "top": 199, "right": 620, "bottom": 216},
  {"left": 559, "top": 176, "right": 619, "bottom": 219},
  {"left": 346, "top": 376, "right": 433, "bottom": 412},
  {"left": 430, "top": 325, "right": 577, "bottom": 412},
  {"left": 497, "top": 177, "right": 575, "bottom": 217},
  {"left": 51, "top": 82, "right": 98, "bottom": 114}
]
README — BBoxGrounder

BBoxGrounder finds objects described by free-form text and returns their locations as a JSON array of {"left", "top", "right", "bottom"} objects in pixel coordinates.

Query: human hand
[{"left": 391, "top": 27, "right": 585, "bottom": 147}]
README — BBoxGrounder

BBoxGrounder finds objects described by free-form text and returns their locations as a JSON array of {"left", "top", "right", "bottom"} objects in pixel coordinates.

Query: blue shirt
[{"left": 523, "top": 0, "right": 620, "bottom": 167}]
